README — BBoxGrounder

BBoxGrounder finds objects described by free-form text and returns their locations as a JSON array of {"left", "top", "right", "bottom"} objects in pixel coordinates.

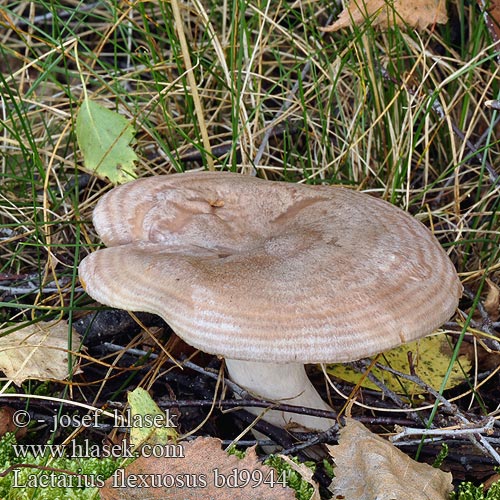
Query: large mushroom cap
[{"left": 79, "top": 171, "right": 462, "bottom": 363}]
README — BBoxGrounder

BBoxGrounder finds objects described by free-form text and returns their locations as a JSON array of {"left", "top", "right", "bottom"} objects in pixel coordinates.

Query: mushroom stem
[{"left": 225, "top": 359, "right": 335, "bottom": 431}]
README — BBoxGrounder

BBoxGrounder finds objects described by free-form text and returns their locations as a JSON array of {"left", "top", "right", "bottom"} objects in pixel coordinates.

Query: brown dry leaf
[
  {"left": 0, "top": 406, "right": 27, "bottom": 439},
  {"left": 323, "top": 0, "right": 448, "bottom": 32},
  {"left": 328, "top": 418, "right": 453, "bottom": 500},
  {"left": 479, "top": 0, "right": 500, "bottom": 43},
  {"left": 0, "top": 322, "right": 81, "bottom": 385},
  {"left": 100, "top": 436, "right": 296, "bottom": 500},
  {"left": 484, "top": 278, "right": 500, "bottom": 321}
]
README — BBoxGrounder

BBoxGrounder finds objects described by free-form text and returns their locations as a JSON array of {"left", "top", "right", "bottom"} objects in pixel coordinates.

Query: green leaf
[
  {"left": 76, "top": 98, "right": 138, "bottom": 184},
  {"left": 127, "top": 387, "right": 178, "bottom": 449}
]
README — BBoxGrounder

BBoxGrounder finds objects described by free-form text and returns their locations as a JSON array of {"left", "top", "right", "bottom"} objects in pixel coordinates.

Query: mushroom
[{"left": 78, "top": 171, "right": 462, "bottom": 431}]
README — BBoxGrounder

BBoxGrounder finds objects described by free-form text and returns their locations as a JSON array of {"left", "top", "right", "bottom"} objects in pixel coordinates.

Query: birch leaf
[
  {"left": 76, "top": 98, "right": 137, "bottom": 184},
  {"left": 326, "top": 335, "right": 469, "bottom": 395},
  {"left": 0, "top": 322, "right": 81, "bottom": 385},
  {"left": 328, "top": 419, "right": 453, "bottom": 500},
  {"left": 127, "top": 387, "right": 178, "bottom": 449}
]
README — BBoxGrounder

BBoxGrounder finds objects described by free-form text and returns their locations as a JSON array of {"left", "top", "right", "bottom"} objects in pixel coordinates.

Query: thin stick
[
  {"left": 370, "top": 359, "right": 500, "bottom": 465},
  {"left": 391, "top": 419, "right": 495, "bottom": 441}
]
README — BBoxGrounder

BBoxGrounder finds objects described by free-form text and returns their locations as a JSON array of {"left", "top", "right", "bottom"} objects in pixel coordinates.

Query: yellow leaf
[{"left": 326, "top": 335, "right": 470, "bottom": 396}]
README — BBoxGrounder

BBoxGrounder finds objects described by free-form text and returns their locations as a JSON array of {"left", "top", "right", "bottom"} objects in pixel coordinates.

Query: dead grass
[{"left": 0, "top": 0, "right": 499, "bottom": 491}]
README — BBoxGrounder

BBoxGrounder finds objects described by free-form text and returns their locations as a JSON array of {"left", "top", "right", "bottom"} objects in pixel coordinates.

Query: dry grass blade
[
  {"left": 0, "top": 0, "right": 499, "bottom": 497},
  {"left": 170, "top": 0, "right": 214, "bottom": 171}
]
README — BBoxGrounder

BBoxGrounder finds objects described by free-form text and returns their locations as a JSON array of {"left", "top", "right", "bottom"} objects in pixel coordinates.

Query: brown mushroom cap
[{"left": 79, "top": 171, "right": 462, "bottom": 363}]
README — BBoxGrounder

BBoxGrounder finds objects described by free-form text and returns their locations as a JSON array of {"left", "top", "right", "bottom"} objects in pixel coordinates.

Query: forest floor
[{"left": 0, "top": 1, "right": 499, "bottom": 499}]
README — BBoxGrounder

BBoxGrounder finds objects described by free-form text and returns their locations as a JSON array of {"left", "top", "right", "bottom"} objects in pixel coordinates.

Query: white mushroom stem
[{"left": 225, "top": 359, "right": 335, "bottom": 431}]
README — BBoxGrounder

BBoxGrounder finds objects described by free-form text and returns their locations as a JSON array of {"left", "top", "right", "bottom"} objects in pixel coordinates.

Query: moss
[
  {"left": 227, "top": 446, "right": 317, "bottom": 499},
  {"left": 0, "top": 433, "right": 122, "bottom": 500},
  {"left": 0, "top": 435, "right": 319, "bottom": 500},
  {"left": 453, "top": 481, "right": 500, "bottom": 500},
  {"left": 264, "top": 455, "right": 316, "bottom": 500}
]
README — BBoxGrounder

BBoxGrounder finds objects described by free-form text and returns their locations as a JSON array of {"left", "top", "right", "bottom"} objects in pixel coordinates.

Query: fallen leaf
[
  {"left": 0, "top": 406, "right": 27, "bottom": 438},
  {"left": 76, "top": 98, "right": 138, "bottom": 184},
  {"left": 0, "top": 322, "right": 81, "bottom": 385},
  {"left": 478, "top": 0, "right": 500, "bottom": 45},
  {"left": 328, "top": 418, "right": 453, "bottom": 500},
  {"left": 323, "top": 0, "right": 448, "bottom": 32},
  {"left": 99, "top": 437, "right": 295, "bottom": 500},
  {"left": 127, "top": 387, "right": 178, "bottom": 448},
  {"left": 484, "top": 472, "right": 500, "bottom": 491},
  {"left": 484, "top": 278, "right": 500, "bottom": 321},
  {"left": 326, "top": 334, "right": 470, "bottom": 395}
]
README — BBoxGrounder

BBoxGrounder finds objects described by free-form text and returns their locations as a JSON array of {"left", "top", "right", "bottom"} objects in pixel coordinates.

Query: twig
[
  {"left": 371, "top": 359, "right": 500, "bottom": 465},
  {"left": 102, "top": 342, "right": 338, "bottom": 420},
  {"left": 462, "top": 286, "right": 499, "bottom": 341},
  {"left": 6, "top": 2, "right": 102, "bottom": 28},
  {"left": 351, "top": 360, "right": 425, "bottom": 425},
  {"left": 0, "top": 463, "right": 83, "bottom": 479},
  {"left": 272, "top": 425, "right": 339, "bottom": 458},
  {"left": 431, "top": 97, "right": 499, "bottom": 187},
  {"left": 0, "top": 284, "right": 83, "bottom": 295},
  {"left": 390, "top": 419, "right": 496, "bottom": 442},
  {"left": 0, "top": 275, "right": 81, "bottom": 295},
  {"left": 231, "top": 408, "right": 300, "bottom": 454}
]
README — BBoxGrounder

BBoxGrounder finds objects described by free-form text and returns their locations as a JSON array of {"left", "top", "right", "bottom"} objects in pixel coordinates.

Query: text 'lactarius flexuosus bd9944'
[{"left": 78, "top": 171, "right": 462, "bottom": 431}]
